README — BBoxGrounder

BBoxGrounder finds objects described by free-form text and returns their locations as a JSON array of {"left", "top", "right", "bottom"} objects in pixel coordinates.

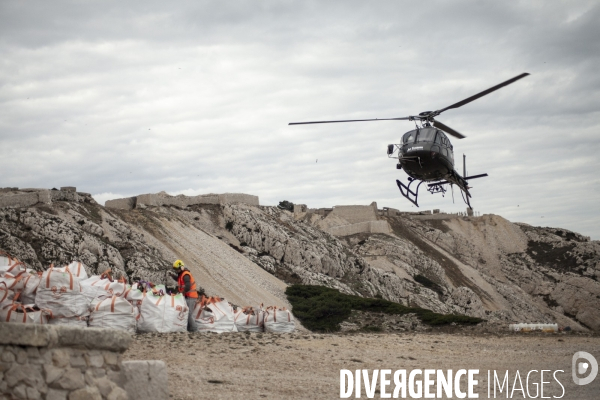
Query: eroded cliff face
[
  {"left": 1, "top": 194, "right": 598, "bottom": 330},
  {"left": 0, "top": 196, "right": 177, "bottom": 286},
  {"left": 403, "top": 215, "right": 600, "bottom": 330},
  {"left": 221, "top": 205, "right": 600, "bottom": 330}
]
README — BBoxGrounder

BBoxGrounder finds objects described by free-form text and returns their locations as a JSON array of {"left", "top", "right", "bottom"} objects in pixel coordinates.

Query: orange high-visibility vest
[{"left": 177, "top": 270, "right": 198, "bottom": 298}]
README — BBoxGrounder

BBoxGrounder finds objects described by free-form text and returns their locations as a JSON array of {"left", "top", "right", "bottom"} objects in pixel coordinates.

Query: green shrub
[
  {"left": 285, "top": 284, "right": 484, "bottom": 332},
  {"left": 277, "top": 200, "right": 294, "bottom": 212},
  {"left": 361, "top": 325, "right": 383, "bottom": 332}
]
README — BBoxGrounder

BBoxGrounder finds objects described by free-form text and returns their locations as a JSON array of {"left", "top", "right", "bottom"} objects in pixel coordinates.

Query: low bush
[
  {"left": 277, "top": 200, "right": 294, "bottom": 212},
  {"left": 285, "top": 284, "right": 484, "bottom": 332}
]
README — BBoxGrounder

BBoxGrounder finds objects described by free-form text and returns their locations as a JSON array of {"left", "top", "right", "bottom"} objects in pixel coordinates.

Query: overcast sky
[{"left": 1, "top": 1, "right": 599, "bottom": 239}]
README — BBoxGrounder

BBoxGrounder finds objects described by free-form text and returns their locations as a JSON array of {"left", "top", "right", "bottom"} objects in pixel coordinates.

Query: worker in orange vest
[{"left": 171, "top": 259, "right": 198, "bottom": 331}]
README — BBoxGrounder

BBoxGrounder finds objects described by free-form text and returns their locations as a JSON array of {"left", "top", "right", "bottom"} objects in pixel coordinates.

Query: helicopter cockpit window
[
  {"left": 403, "top": 132, "right": 414, "bottom": 144},
  {"left": 417, "top": 129, "right": 436, "bottom": 142},
  {"left": 438, "top": 132, "right": 449, "bottom": 146}
]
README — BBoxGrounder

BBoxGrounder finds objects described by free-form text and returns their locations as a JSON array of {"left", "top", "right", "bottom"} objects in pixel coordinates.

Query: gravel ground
[{"left": 124, "top": 330, "right": 600, "bottom": 399}]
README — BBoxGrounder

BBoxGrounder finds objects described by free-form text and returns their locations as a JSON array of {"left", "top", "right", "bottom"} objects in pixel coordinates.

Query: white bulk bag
[
  {"left": 263, "top": 306, "right": 295, "bottom": 333},
  {"left": 194, "top": 297, "right": 237, "bottom": 333},
  {"left": 35, "top": 267, "right": 88, "bottom": 317},
  {"left": 56, "top": 261, "right": 89, "bottom": 280},
  {"left": 0, "top": 252, "right": 26, "bottom": 276},
  {"left": 0, "top": 271, "right": 29, "bottom": 292},
  {"left": 80, "top": 274, "right": 114, "bottom": 305},
  {"left": 123, "top": 283, "right": 145, "bottom": 303},
  {"left": 20, "top": 271, "right": 43, "bottom": 305},
  {"left": 107, "top": 279, "right": 128, "bottom": 297},
  {"left": 0, "top": 285, "right": 17, "bottom": 306},
  {"left": 137, "top": 292, "right": 189, "bottom": 333},
  {"left": 0, "top": 303, "right": 51, "bottom": 324},
  {"left": 48, "top": 315, "right": 89, "bottom": 327},
  {"left": 89, "top": 295, "right": 136, "bottom": 333},
  {"left": 123, "top": 283, "right": 145, "bottom": 320},
  {"left": 234, "top": 307, "right": 264, "bottom": 332}
]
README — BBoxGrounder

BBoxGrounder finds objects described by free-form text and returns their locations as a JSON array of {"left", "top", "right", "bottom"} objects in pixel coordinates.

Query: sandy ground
[{"left": 124, "top": 329, "right": 600, "bottom": 399}]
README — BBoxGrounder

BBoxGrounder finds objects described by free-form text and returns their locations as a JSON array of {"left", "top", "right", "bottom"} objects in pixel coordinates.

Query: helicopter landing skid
[{"left": 396, "top": 179, "right": 423, "bottom": 207}]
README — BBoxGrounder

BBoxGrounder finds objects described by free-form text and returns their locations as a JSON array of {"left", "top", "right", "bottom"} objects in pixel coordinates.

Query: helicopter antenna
[{"left": 463, "top": 154, "right": 466, "bottom": 178}]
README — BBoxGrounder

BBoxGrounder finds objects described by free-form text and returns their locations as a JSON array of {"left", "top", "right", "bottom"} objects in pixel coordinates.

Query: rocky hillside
[
  {"left": 1, "top": 188, "right": 598, "bottom": 330},
  {"left": 0, "top": 189, "right": 288, "bottom": 308}
]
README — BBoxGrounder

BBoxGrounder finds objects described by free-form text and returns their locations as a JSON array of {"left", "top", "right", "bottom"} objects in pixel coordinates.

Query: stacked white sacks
[{"left": 509, "top": 323, "right": 558, "bottom": 333}]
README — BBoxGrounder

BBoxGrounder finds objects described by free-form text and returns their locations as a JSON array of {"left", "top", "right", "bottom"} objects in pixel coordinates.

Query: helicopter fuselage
[{"left": 392, "top": 127, "right": 455, "bottom": 182}]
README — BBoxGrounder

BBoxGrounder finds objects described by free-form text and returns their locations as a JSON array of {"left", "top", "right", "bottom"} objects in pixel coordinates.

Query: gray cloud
[{"left": 1, "top": 1, "right": 599, "bottom": 238}]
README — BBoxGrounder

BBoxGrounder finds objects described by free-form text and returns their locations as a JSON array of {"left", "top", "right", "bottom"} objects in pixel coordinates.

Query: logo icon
[{"left": 572, "top": 351, "right": 598, "bottom": 385}]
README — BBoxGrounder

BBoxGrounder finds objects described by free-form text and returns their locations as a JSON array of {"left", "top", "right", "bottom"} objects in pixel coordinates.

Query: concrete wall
[
  {"left": 325, "top": 220, "right": 391, "bottom": 237},
  {"left": 219, "top": 193, "right": 259, "bottom": 206},
  {"left": 378, "top": 207, "right": 400, "bottom": 217},
  {"left": 106, "top": 192, "right": 259, "bottom": 210},
  {"left": 293, "top": 204, "right": 307, "bottom": 215},
  {"left": 193, "top": 194, "right": 220, "bottom": 206},
  {"left": 105, "top": 197, "right": 136, "bottom": 210},
  {"left": 0, "top": 323, "right": 168, "bottom": 400},
  {"left": 309, "top": 208, "right": 333, "bottom": 217},
  {"left": 0, "top": 192, "right": 39, "bottom": 209},
  {"left": 0, "top": 188, "right": 86, "bottom": 209},
  {"left": 330, "top": 203, "right": 378, "bottom": 224},
  {"left": 135, "top": 194, "right": 160, "bottom": 207}
]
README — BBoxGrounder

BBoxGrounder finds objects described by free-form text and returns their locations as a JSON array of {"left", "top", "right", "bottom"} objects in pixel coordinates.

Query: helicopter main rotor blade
[
  {"left": 289, "top": 117, "right": 411, "bottom": 125},
  {"left": 432, "top": 120, "right": 466, "bottom": 139},
  {"left": 434, "top": 73, "right": 529, "bottom": 115}
]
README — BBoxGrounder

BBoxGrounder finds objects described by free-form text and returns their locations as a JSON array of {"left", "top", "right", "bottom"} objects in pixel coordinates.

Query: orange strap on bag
[
  {"left": 95, "top": 296, "right": 118, "bottom": 313},
  {"left": 100, "top": 269, "right": 113, "bottom": 281},
  {"left": 4, "top": 303, "right": 52, "bottom": 324},
  {"left": 45, "top": 265, "right": 74, "bottom": 290}
]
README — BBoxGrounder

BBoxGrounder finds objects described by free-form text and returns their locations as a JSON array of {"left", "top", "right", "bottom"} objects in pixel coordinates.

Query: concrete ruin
[
  {"left": 0, "top": 323, "right": 168, "bottom": 400},
  {"left": 0, "top": 187, "right": 92, "bottom": 208},
  {"left": 292, "top": 200, "right": 486, "bottom": 237},
  {"left": 294, "top": 201, "right": 392, "bottom": 237},
  {"left": 325, "top": 220, "right": 391, "bottom": 236},
  {"left": 105, "top": 192, "right": 259, "bottom": 210}
]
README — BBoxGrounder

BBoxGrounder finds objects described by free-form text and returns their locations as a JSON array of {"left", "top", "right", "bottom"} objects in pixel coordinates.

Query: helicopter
[{"left": 289, "top": 73, "right": 529, "bottom": 208}]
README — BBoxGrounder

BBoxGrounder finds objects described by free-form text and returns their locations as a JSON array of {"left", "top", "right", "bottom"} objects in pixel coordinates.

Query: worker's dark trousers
[{"left": 186, "top": 297, "right": 198, "bottom": 332}]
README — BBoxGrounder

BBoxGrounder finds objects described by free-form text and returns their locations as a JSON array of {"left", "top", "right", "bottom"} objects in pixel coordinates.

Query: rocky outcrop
[
  {"left": 1, "top": 189, "right": 598, "bottom": 330},
  {"left": 0, "top": 202, "right": 165, "bottom": 282},
  {"left": 402, "top": 214, "right": 600, "bottom": 330},
  {"left": 0, "top": 197, "right": 289, "bottom": 308}
]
